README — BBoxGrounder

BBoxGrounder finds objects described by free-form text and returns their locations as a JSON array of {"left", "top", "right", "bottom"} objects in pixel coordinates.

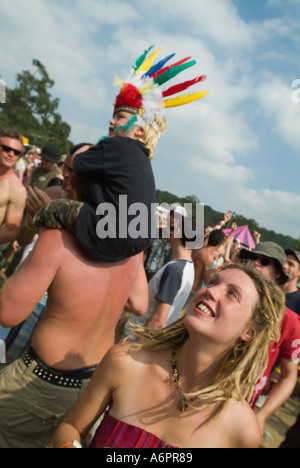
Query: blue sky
[{"left": 1, "top": 0, "right": 299, "bottom": 238}]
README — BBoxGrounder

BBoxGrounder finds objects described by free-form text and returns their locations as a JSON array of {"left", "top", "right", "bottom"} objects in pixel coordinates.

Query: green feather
[
  {"left": 154, "top": 60, "right": 196, "bottom": 86},
  {"left": 133, "top": 46, "right": 155, "bottom": 72}
]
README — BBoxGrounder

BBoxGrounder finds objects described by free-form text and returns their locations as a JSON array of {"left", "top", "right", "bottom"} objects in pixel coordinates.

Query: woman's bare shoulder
[{"left": 225, "top": 398, "right": 262, "bottom": 448}]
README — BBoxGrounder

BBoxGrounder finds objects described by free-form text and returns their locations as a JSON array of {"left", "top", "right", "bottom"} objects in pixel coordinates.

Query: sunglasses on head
[{"left": 0, "top": 144, "right": 22, "bottom": 157}]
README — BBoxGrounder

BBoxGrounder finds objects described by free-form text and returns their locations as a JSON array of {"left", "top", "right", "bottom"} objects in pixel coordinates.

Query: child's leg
[{"left": 33, "top": 200, "right": 84, "bottom": 234}]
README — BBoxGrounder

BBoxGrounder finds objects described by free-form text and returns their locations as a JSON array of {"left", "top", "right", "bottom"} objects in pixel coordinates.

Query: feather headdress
[{"left": 113, "top": 46, "right": 208, "bottom": 135}]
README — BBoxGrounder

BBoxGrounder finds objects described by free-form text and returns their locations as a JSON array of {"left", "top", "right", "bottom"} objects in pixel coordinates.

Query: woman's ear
[{"left": 240, "top": 326, "right": 255, "bottom": 343}]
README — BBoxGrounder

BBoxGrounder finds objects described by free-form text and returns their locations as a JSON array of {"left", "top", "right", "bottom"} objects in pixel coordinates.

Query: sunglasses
[
  {"left": 252, "top": 255, "right": 272, "bottom": 267},
  {"left": 0, "top": 144, "right": 22, "bottom": 157}
]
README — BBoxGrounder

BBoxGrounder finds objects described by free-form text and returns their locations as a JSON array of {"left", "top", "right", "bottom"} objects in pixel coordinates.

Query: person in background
[
  {"left": 144, "top": 205, "right": 187, "bottom": 283},
  {"left": 282, "top": 249, "right": 300, "bottom": 316},
  {"left": 123, "top": 216, "right": 195, "bottom": 337},
  {"left": 239, "top": 242, "right": 300, "bottom": 435},
  {"left": 22, "top": 147, "right": 40, "bottom": 185},
  {"left": 192, "top": 229, "right": 225, "bottom": 292},
  {"left": 0, "top": 128, "right": 26, "bottom": 269},
  {"left": 26, "top": 144, "right": 62, "bottom": 190},
  {"left": 1, "top": 144, "right": 93, "bottom": 367}
]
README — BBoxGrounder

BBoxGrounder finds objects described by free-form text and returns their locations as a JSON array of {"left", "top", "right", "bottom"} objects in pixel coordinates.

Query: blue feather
[{"left": 142, "top": 53, "right": 175, "bottom": 79}]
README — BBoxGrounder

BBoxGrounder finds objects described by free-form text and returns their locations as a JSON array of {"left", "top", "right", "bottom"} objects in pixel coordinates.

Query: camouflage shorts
[{"left": 33, "top": 199, "right": 84, "bottom": 235}]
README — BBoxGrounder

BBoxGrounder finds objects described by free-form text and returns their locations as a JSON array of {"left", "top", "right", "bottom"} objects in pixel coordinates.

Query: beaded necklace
[{"left": 171, "top": 350, "right": 200, "bottom": 412}]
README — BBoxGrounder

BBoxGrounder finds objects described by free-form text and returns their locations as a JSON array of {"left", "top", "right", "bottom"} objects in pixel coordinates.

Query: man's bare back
[{"left": 0, "top": 228, "right": 144, "bottom": 370}]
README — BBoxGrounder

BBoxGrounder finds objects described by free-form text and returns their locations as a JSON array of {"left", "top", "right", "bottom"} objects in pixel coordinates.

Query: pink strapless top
[{"left": 89, "top": 414, "right": 176, "bottom": 449}]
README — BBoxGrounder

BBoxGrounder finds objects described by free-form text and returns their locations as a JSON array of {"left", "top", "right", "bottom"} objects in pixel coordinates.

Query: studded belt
[{"left": 22, "top": 347, "right": 97, "bottom": 389}]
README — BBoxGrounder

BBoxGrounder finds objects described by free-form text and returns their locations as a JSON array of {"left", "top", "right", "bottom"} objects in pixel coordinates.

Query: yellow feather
[
  {"left": 113, "top": 75, "right": 124, "bottom": 88},
  {"left": 135, "top": 48, "right": 162, "bottom": 75},
  {"left": 164, "top": 90, "right": 208, "bottom": 108},
  {"left": 139, "top": 81, "right": 155, "bottom": 95}
]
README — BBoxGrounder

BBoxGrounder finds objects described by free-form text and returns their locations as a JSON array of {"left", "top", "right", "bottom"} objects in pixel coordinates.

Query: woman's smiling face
[{"left": 185, "top": 268, "right": 259, "bottom": 348}]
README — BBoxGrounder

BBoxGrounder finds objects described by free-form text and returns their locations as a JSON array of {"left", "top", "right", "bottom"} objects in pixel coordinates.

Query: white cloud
[
  {"left": 137, "top": 0, "right": 256, "bottom": 50},
  {"left": 255, "top": 75, "right": 300, "bottom": 152},
  {"left": 231, "top": 187, "right": 300, "bottom": 238}
]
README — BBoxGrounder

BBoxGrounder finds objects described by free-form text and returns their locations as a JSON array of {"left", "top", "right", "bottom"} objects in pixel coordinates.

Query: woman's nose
[{"left": 205, "top": 284, "right": 221, "bottom": 302}]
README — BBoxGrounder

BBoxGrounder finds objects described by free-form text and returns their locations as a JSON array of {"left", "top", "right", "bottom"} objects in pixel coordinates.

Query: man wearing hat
[
  {"left": 239, "top": 242, "right": 300, "bottom": 438},
  {"left": 239, "top": 241, "right": 289, "bottom": 285},
  {"left": 27, "top": 144, "right": 62, "bottom": 191},
  {"left": 282, "top": 249, "right": 300, "bottom": 317}
]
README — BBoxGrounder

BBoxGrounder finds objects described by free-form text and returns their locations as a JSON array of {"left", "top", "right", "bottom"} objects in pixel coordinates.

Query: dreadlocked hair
[{"left": 128, "top": 263, "right": 285, "bottom": 423}]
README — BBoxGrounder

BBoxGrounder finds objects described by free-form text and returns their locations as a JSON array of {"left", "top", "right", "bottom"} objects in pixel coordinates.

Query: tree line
[{"left": 156, "top": 189, "right": 299, "bottom": 250}]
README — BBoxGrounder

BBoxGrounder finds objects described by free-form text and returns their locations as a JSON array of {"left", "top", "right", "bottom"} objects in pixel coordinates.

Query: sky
[{"left": 0, "top": 0, "right": 300, "bottom": 238}]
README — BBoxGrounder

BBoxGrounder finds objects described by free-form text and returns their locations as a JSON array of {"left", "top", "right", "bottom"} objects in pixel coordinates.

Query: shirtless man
[
  {"left": 0, "top": 145, "right": 94, "bottom": 366},
  {"left": 0, "top": 129, "right": 26, "bottom": 265},
  {"left": 0, "top": 170, "right": 148, "bottom": 447}
]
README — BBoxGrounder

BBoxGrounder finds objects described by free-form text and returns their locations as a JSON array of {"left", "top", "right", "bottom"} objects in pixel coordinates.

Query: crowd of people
[
  {"left": 0, "top": 123, "right": 299, "bottom": 449},
  {"left": 0, "top": 47, "right": 299, "bottom": 448}
]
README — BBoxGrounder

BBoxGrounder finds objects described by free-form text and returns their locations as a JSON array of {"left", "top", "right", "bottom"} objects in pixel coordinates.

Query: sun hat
[{"left": 239, "top": 241, "right": 288, "bottom": 285}]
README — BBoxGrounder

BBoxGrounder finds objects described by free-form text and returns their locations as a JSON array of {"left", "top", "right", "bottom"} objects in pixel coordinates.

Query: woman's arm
[{"left": 54, "top": 343, "right": 127, "bottom": 448}]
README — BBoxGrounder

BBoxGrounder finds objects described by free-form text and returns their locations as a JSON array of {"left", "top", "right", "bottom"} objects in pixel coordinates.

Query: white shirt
[{"left": 124, "top": 260, "right": 194, "bottom": 338}]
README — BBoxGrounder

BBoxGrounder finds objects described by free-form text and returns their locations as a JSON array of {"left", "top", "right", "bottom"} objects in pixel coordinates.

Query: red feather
[
  {"left": 114, "top": 83, "right": 143, "bottom": 110},
  {"left": 150, "top": 57, "right": 191, "bottom": 80},
  {"left": 162, "top": 76, "right": 207, "bottom": 98}
]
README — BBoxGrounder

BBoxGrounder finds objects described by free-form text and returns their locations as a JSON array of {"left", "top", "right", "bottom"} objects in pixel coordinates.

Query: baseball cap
[
  {"left": 285, "top": 249, "right": 300, "bottom": 264},
  {"left": 170, "top": 204, "right": 187, "bottom": 217}
]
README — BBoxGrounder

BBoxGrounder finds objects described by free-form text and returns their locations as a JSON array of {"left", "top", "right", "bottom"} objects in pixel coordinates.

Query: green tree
[
  {"left": 0, "top": 59, "right": 72, "bottom": 153},
  {"left": 294, "top": 237, "right": 300, "bottom": 251}
]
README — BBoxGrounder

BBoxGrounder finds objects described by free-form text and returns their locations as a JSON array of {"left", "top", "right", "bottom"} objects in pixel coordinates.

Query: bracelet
[
  {"left": 25, "top": 220, "right": 37, "bottom": 232},
  {"left": 60, "top": 440, "right": 82, "bottom": 449}
]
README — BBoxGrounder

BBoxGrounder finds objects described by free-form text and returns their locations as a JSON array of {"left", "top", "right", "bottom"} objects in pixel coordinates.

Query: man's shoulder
[
  {"left": 6, "top": 172, "right": 26, "bottom": 197},
  {"left": 287, "top": 288, "right": 300, "bottom": 299},
  {"left": 194, "top": 247, "right": 214, "bottom": 265},
  {"left": 160, "top": 260, "right": 193, "bottom": 282}
]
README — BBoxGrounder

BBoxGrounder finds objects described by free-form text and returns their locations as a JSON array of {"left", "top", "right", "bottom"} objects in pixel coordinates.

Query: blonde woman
[{"left": 54, "top": 264, "right": 285, "bottom": 449}]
